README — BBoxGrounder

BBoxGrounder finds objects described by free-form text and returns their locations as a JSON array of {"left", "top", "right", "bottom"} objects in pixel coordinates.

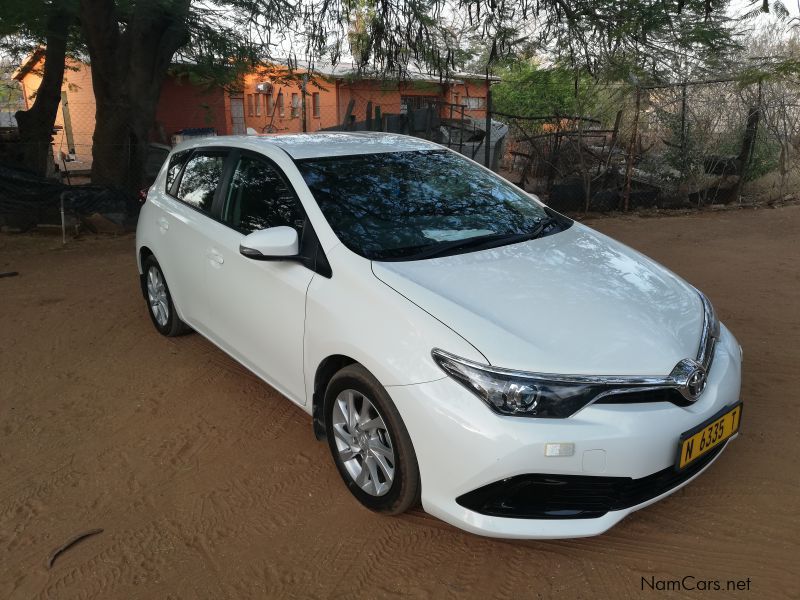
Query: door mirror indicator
[{"left": 239, "top": 226, "right": 299, "bottom": 260}]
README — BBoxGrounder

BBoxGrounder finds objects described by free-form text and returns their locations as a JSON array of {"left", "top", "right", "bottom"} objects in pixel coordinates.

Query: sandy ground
[{"left": 1, "top": 205, "right": 798, "bottom": 599}]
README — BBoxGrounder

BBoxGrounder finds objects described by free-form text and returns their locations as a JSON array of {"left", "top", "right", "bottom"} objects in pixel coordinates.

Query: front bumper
[{"left": 386, "top": 325, "right": 742, "bottom": 539}]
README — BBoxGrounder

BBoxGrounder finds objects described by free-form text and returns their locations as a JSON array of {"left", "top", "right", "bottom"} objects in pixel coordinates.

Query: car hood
[{"left": 371, "top": 223, "right": 704, "bottom": 376}]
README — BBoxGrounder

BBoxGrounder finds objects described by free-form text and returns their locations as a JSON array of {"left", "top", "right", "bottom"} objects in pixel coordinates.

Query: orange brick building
[
  {"left": 14, "top": 51, "right": 493, "bottom": 171},
  {"left": 237, "top": 62, "right": 492, "bottom": 136}
]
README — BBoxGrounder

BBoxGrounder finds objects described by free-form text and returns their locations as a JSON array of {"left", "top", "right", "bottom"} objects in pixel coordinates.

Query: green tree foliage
[
  {"left": 2, "top": 0, "right": 745, "bottom": 188},
  {"left": 492, "top": 63, "right": 583, "bottom": 117}
]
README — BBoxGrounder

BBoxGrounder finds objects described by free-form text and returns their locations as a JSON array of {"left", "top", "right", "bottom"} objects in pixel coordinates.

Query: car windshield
[{"left": 296, "top": 149, "right": 570, "bottom": 261}]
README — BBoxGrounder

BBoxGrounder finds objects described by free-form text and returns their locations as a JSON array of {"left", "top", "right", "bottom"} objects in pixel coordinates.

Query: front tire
[
  {"left": 324, "top": 364, "right": 420, "bottom": 514},
  {"left": 141, "top": 255, "right": 190, "bottom": 337}
]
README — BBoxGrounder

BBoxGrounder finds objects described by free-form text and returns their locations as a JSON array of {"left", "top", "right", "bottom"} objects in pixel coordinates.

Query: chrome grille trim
[{"left": 696, "top": 291, "right": 720, "bottom": 373}]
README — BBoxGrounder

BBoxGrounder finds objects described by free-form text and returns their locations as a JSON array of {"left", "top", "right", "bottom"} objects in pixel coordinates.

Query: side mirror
[{"left": 239, "top": 226, "right": 299, "bottom": 260}]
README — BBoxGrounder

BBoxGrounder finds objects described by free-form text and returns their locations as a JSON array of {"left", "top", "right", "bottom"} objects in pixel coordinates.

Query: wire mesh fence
[
  {"left": 2, "top": 70, "right": 796, "bottom": 228},
  {"left": 493, "top": 78, "right": 792, "bottom": 212}
]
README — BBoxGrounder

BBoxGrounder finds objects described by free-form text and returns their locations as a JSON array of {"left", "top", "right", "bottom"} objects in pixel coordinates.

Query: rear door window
[{"left": 176, "top": 151, "right": 227, "bottom": 214}]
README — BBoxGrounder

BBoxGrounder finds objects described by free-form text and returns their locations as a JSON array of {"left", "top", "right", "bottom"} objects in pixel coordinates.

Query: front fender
[{"left": 303, "top": 245, "right": 486, "bottom": 398}]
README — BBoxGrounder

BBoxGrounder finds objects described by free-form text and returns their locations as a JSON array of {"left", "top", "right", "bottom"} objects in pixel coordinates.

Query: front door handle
[
  {"left": 207, "top": 249, "right": 224, "bottom": 265},
  {"left": 157, "top": 217, "right": 169, "bottom": 231}
]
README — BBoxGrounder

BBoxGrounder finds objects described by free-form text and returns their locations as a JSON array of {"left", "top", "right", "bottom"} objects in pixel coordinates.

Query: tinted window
[
  {"left": 176, "top": 152, "right": 226, "bottom": 213},
  {"left": 165, "top": 150, "right": 190, "bottom": 193},
  {"left": 222, "top": 156, "right": 305, "bottom": 234},
  {"left": 297, "top": 150, "right": 564, "bottom": 260}
]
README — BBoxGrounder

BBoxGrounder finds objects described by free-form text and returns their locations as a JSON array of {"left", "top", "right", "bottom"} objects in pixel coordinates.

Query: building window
[
  {"left": 278, "top": 92, "right": 285, "bottom": 117},
  {"left": 400, "top": 95, "right": 439, "bottom": 114},
  {"left": 255, "top": 94, "right": 262, "bottom": 116},
  {"left": 465, "top": 96, "right": 486, "bottom": 109},
  {"left": 312, "top": 92, "right": 320, "bottom": 118},
  {"left": 452, "top": 93, "right": 460, "bottom": 106},
  {"left": 291, "top": 93, "right": 299, "bottom": 118},
  {"left": 267, "top": 93, "right": 274, "bottom": 115},
  {"left": 247, "top": 94, "right": 254, "bottom": 116}
]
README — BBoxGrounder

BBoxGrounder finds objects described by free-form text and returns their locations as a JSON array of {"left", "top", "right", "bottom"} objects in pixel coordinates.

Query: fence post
[
  {"left": 301, "top": 75, "right": 308, "bottom": 133},
  {"left": 680, "top": 83, "right": 688, "bottom": 177},
  {"left": 448, "top": 103, "right": 454, "bottom": 148},
  {"left": 623, "top": 86, "right": 641, "bottom": 212},
  {"left": 459, "top": 106, "right": 465, "bottom": 154},
  {"left": 680, "top": 83, "right": 687, "bottom": 152},
  {"left": 341, "top": 99, "right": 355, "bottom": 130},
  {"left": 485, "top": 80, "right": 492, "bottom": 168},
  {"left": 610, "top": 109, "right": 622, "bottom": 147},
  {"left": 734, "top": 78, "right": 762, "bottom": 202}
]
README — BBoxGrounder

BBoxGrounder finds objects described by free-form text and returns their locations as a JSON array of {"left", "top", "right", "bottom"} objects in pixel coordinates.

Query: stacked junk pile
[{"left": 497, "top": 79, "right": 765, "bottom": 213}]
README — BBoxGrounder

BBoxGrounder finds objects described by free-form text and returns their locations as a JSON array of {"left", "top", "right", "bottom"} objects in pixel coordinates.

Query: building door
[{"left": 230, "top": 95, "right": 245, "bottom": 135}]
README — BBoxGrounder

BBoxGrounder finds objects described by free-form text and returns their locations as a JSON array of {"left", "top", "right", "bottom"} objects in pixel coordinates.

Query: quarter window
[
  {"left": 223, "top": 156, "right": 305, "bottom": 234},
  {"left": 165, "top": 150, "right": 190, "bottom": 193},
  {"left": 176, "top": 151, "right": 227, "bottom": 213}
]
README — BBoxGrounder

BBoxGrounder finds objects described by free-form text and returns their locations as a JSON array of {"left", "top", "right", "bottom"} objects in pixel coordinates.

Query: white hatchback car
[{"left": 136, "top": 132, "right": 742, "bottom": 539}]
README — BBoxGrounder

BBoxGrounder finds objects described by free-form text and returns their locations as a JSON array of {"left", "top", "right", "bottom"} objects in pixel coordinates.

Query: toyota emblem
[{"left": 686, "top": 367, "right": 708, "bottom": 400}]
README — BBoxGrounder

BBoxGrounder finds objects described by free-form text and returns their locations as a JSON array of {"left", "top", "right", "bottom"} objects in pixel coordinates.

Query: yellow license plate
[{"left": 678, "top": 403, "right": 742, "bottom": 470}]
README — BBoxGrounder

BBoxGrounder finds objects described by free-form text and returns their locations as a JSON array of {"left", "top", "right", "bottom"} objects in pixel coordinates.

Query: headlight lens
[{"left": 432, "top": 350, "right": 606, "bottom": 418}]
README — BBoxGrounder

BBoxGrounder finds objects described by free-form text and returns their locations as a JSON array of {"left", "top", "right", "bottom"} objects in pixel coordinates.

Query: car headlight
[{"left": 431, "top": 349, "right": 611, "bottom": 418}]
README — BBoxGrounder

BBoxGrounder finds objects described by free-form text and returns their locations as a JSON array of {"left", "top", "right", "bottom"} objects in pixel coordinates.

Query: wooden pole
[
  {"left": 341, "top": 99, "right": 355, "bottom": 129},
  {"left": 680, "top": 83, "right": 687, "bottom": 152},
  {"left": 623, "top": 87, "right": 641, "bottom": 212},
  {"left": 610, "top": 109, "right": 622, "bottom": 147},
  {"left": 734, "top": 79, "right": 763, "bottom": 202},
  {"left": 448, "top": 103, "right": 454, "bottom": 148},
  {"left": 301, "top": 75, "right": 308, "bottom": 133},
  {"left": 484, "top": 80, "right": 492, "bottom": 168},
  {"left": 459, "top": 106, "right": 465, "bottom": 154}
]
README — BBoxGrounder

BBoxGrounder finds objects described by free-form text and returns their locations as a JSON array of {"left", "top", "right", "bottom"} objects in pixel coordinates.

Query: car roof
[{"left": 173, "top": 132, "right": 442, "bottom": 160}]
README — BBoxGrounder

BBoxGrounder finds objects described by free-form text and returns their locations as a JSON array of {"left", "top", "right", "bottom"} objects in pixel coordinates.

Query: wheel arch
[
  {"left": 312, "top": 354, "right": 358, "bottom": 440},
  {"left": 138, "top": 246, "right": 155, "bottom": 298}
]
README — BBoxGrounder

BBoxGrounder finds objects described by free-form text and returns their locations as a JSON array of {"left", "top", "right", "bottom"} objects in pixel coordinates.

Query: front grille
[
  {"left": 455, "top": 442, "right": 726, "bottom": 520},
  {"left": 594, "top": 388, "right": 693, "bottom": 407}
]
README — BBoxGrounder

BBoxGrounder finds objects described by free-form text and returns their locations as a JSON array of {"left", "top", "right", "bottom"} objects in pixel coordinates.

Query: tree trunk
[
  {"left": 13, "top": 9, "right": 73, "bottom": 177},
  {"left": 79, "top": 0, "right": 190, "bottom": 192}
]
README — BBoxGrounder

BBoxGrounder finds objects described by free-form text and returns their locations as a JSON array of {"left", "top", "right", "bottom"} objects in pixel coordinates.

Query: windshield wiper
[{"left": 398, "top": 217, "right": 559, "bottom": 261}]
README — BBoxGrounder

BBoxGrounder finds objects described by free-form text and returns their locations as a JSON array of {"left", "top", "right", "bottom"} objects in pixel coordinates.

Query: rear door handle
[
  {"left": 157, "top": 217, "right": 169, "bottom": 231},
  {"left": 207, "top": 249, "right": 224, "bottom": 265}
]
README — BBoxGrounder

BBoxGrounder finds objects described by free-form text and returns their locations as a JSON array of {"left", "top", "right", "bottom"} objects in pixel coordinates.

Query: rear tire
[
  {"left": 141, "top": 255, "right": 191, "bottom": 337},
  {"left": 324, "top": 364, "right": 420, "bottom": 515}
]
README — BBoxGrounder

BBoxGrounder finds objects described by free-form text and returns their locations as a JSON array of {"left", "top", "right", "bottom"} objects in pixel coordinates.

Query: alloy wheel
[
  {"left": 331, "top": 389, "right": 396, "bottom": 496},
  {"left": 146, "top": 266, "right": 169, "bottom": 327}
]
